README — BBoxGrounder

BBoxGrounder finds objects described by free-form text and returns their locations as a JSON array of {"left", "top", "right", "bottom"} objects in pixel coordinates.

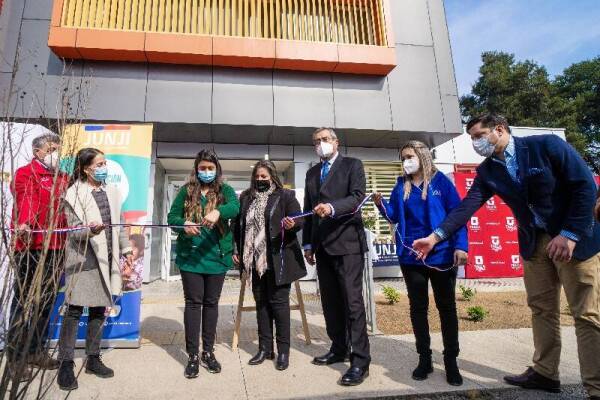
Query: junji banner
[
  {"left": 49, "top": 124, "right": 153, "bottom": 348},
  {"left": 454, "top": 172, "right": 523, "bottom": 279}
]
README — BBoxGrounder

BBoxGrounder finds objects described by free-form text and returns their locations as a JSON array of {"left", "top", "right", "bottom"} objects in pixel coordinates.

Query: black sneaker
[
  {"left": 184, "top": 354, "right": 200, "bottom": 379},
  {"left": 57, "top": 360, "right": 78, "bottom": 391},
  {"left": 201, "top": 351, "right": 222, "bottom": 374},
  {"left": 85, "top": 355, "right": 114, "bottom": 378}
]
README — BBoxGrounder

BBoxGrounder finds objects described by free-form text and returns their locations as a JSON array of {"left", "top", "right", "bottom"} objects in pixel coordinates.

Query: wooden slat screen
[
  {"left": 60, "top": 0, "right": 388, "bottom": 45},
  {"left": 363, "top": 161, "right": 402, "bottom": 242}
]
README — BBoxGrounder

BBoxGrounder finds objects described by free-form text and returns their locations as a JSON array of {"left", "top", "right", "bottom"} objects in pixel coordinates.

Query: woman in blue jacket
[{"left": 374, "top": 140, "right": 468, "bottom": 386}]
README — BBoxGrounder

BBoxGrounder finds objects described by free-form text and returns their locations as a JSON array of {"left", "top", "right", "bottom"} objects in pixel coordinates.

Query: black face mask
[{"left": 256, "top": 180, "right": 271, "bottom": 192}]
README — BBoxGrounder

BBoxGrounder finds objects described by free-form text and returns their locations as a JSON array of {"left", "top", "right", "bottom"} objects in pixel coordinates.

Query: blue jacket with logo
[{"left": 377, "top": 171, "right": 468, "bottom": 266}]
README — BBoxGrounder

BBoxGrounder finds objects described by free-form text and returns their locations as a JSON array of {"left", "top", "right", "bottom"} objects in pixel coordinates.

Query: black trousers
[
  {"left": 401, "top": 265, "right": 459, "bottom": 357},
  {"left": 316, "top": 249, "right": 371, "bottom": 368},
  {"left": 7, "top": 250, "right": 63, "bottom": 362},
  {"left": 251, "top": 268, "right": 291, "bottom": 354},
  {"left": 180, "top": 271, "right": 226, "bottom": 354},
  {"left": 58, "top": 305, "right": 106, "bottom": 361}
]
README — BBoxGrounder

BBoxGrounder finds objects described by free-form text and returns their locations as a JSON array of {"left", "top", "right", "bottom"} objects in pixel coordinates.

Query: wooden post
[
  {"left": 231, "top": 272, "right": 247, "bottom": 350},
  {"left": 294, "top": 280, "right": 311, "bottom": 345},
  {"left": 232, "top": 274, "right": 311, "bottom": 349}
]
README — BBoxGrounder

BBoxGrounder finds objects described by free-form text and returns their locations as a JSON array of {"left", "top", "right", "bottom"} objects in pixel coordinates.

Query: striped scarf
[{"left": 243, "top": 184, "right": 275, "bottom": 280}]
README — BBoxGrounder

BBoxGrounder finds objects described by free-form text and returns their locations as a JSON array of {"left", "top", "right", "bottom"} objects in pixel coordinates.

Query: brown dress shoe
[
  {"left": 28, "top": 353, "right": 60, "bottom": 370},
  {"left": 504, "top": 367, "right": 560, "bottom": 393}
]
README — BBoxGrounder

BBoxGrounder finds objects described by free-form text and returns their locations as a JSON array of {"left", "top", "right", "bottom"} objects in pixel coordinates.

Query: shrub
[
  {"left": 362, "top": 211, "right": 378, "bottom": 231},
  {"left": 467, "top": 306, "right": 489, "bottom": 322},
  {"left": 382, "top": 285, "right": 401, "bottom": 305},
  {"left": 459, "top": 284, "right": 476, "bottom": 301}
]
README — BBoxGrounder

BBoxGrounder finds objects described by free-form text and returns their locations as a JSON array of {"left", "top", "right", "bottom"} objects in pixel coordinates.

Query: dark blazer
[
  {"left": 596, "top": 187, "right": 600, "bottom": 222},
  {"left": 302, "top": 154, "right": 367, "bottom": 256},
  {"left": 438, "top": 135, "right": 600, "bottom": 261},
  {"left": 234, "top": 188, "right": 307, "bottom": 286}
]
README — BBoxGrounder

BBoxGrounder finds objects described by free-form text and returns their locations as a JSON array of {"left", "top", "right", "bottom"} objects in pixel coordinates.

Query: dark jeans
[
  {"left": 7, "top": 250, "right": 63, "bottom": 362},
  {"left": 401, "top": 265, "right": 459, "bottom": 358},
  {"left": 251, "top": 268, "right": 291, "bottom": 354},
  {"left": 58, "top": 305, "right": 106, "bottom": 361},
  {"left": 316, "top": 249, "right": 371, "bottom": 368},
  {"left": 180, "top": 271, "right": 226, "bottom": 355}
]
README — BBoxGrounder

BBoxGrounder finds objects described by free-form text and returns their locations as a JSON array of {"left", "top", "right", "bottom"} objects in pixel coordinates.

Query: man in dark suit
[
  {"left": 413, "top": 114, "right": 600, "bottom": 399},
  {"left": 303, "top": 127, "right": 370, "bottom": 386}
]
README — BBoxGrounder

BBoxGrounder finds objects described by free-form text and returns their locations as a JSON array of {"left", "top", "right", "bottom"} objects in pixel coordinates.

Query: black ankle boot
[
  {"left": 248, "top": 349, "right": 275, "bottom": 365},
  {"left": 85, "top": 355, "right": 114, "bottom": 378},
  {"left": 444, "top": 355, "right": 463, "bottom": 386},
  {"left": 184, "top": 354, "right": 200, "bottom": 379},
  {"left": 201, "top": 351, "right": 222, "bottom": 373},
  {"left": 57, "top": 360, "right": 78, "bottom": 391},
  {"left": 412, "top": 354, "right": 433, "bottom": 381},
  {"left": 276, "top": 353, "right": 289, "bottom": 371}
]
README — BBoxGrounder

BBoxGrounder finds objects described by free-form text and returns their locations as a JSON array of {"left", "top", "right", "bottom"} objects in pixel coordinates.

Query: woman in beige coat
[{"left": 57, "top": 148, "right": 132, "bottom": 391}]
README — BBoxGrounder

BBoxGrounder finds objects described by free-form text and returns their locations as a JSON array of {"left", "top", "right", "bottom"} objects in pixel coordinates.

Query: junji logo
[
  {"left": 505, "top": 216, "right": 517, "bottom": 232},
  {"left": 510, "top": 255, "right": 521, "bottom": 270},
  {"left": 490, "top": 236, "right": 502, "bottom": 252},
  {"left": 465, "top": 178, "right": 474, "bottom": 190},
  {"left": 485, "top": 197, "right": 497, "bottom": 211},
  {"left": 474, "top": 256, "right": 485, "bottom": 272},
  {"left": 470, "top": 216, "right": 480, "bottom": 231}
]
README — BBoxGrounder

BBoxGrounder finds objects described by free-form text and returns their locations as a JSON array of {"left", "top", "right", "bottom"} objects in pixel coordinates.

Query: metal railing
[{"left": 60, "top": 0, "right": 389, "bottom": 46}]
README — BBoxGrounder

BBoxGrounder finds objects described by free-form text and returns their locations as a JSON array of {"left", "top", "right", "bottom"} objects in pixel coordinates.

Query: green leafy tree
[
  {"left": 460, "top": 51, "right": 555, "bottom": 128},
  {"left": 552, "top": 57, "right": 600, "bottom": 172}
]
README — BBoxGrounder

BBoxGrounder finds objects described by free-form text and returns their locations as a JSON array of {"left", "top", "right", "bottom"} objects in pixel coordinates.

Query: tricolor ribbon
[{"left": 7, "top": 192, "right": 455, "bottom": 272}]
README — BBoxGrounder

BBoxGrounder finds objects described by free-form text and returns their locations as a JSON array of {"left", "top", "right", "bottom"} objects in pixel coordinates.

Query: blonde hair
[{"left": 401, "top": 140, "right": 437, "bottom": 201}]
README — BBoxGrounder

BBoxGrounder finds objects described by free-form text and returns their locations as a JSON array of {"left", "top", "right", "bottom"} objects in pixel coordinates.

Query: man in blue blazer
[{"left": 413, "top": 114, "right": 600, "bottom": 399}]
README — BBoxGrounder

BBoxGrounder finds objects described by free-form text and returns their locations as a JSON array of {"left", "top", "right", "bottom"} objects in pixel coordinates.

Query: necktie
[{"left": 320, "top": 161, "right": 330, "bottom": 184}]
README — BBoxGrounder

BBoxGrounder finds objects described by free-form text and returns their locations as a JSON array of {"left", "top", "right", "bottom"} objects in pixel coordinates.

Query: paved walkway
[{"left": 18, "top": 278, "right": 584, "bottom": 400}]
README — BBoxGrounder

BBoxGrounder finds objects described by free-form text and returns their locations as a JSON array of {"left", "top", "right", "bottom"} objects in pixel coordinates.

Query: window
[{"left": 363, "top": 161, "right": 402, "bottom": 242}]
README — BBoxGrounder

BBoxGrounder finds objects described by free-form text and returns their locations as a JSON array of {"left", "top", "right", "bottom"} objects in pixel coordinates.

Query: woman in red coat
[{"left": 8, "top": 133, "right": 68, "bottom": 380}]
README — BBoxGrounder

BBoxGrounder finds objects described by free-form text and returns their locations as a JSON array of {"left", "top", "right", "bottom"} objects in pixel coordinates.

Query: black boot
[
  {"left": 184, "top": 354, "right": 200, "bottom": 379},
  {"left": 85, "top": 355, "right": 114, "bottom": 378},
  {"left": 444, "top": 355, "right": 463, "bottom": 386},
  {"left": 201, "top": 351, "right": 222, "bottom": 373},
  {"left": 57, "top": 360, "right": 78, "bottom": 391},
  {"left": 412, "top": 353, "right": 433, "bottom": 381},
  {"left": 276, "top": 353, "right": 289, "bottom": 371},
  {"left": 248, "top": 349, "right": 275, "bottom": 365}
]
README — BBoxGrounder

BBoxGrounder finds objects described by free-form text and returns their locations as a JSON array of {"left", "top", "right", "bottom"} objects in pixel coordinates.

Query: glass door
[{"left": 162, "top": 177, "right": 187, "bottom": 281}]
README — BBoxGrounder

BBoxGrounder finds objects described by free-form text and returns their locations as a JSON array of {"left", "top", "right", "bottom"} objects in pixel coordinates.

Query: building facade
[{"left": 0, "top": 0, "right": 462, "bottom": 281}]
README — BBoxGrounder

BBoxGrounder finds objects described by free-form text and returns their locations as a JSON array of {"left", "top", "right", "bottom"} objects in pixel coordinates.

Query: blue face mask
[
  {"left": 197, "top": 170, "right": 216, "bottom": 183},
  {"left": 93, "top": 166, "right": 108, "bottom": 182}
]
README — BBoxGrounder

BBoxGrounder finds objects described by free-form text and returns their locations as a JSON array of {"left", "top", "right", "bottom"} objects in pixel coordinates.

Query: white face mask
[
  {"left": 403, "top": 158, "right": 420, "bottom": 175},
  {"left": 472, "top": 131, "right": 497, "bottom": 158},
  {"left": 316, "top": 141, "right": 334, "bottom": 159},
  {"left": 42, "top": 151, "right": 59, "bottom": 170}
]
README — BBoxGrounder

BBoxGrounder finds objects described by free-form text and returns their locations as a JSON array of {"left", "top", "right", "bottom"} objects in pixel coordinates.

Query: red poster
[{"left": 454, "top": 173, "right": 524, "bottom": 278}]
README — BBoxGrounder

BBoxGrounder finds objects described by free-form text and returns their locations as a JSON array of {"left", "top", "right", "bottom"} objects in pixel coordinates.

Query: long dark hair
[
  {"left": 184, "top": 149, "right": 224, "bottom": 224},
  {"left": 250, "top": 160, "right": 283, "bottom": 197},
  {"left": 69, "top": 147, "right": 104, "bottom": 187}
]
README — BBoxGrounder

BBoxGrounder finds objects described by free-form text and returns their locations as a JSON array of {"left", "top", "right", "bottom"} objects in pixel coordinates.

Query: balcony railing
[{"left": 50, "top": 0, "right": 396, "bottom": 75}]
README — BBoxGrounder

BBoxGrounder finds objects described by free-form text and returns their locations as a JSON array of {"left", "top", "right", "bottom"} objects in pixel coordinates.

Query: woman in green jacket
[{"left": 167, "top": 149, "right": 240, "bottom": 379}]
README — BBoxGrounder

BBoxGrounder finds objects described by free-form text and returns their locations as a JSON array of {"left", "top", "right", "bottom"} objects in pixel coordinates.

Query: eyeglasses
[{"left": 313, "top": 137, "right": 334, "bottom": 146}]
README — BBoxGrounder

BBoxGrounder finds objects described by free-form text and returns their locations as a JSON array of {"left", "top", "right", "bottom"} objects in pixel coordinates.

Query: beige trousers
[{"left": 523, "top": 233, "right": 600, "bottom": 397}]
